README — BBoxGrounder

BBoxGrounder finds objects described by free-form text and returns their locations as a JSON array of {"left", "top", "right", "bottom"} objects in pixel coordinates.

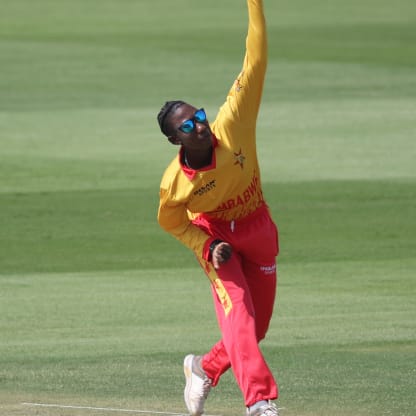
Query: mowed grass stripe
[
  {"left": 1, "top": 0, "right": 415, "bottom": 415},
  {"left": 1, "top": 261, "right": 415, "bottom": 350},
  {"left": 1, "top": 180, "right": 415, "bottom": 274},
  {"left": 0, "top": 263, "right": 415, "bottom": 414}
]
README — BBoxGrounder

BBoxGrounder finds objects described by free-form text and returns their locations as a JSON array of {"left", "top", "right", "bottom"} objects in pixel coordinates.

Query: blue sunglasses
[{"left": 178, "top": 108, "right": 207, "bottom": 133}]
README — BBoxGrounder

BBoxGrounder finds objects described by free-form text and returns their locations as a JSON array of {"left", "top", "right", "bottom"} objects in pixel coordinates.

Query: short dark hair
[{"left": 157, "top": 100, "right": 185, "bottom": 136}]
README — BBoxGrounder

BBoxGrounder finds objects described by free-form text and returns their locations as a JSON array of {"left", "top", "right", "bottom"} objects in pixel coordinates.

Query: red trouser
[{"left": 193, "top": 204, "right": 279, "bottom": 407}]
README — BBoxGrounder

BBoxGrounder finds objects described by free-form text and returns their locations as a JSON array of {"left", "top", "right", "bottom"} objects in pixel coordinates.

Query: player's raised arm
[{"left": 221, "top": 0, "right": 268, "bottom": 126}]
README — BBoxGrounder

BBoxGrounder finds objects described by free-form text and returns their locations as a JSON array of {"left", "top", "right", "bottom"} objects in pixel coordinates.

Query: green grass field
[{"left": 1, "top": 0, "right": 416, "bottom": 415}]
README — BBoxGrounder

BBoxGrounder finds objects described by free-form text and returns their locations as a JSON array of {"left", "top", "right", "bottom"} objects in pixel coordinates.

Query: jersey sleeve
[
  {"left": 158, "top": 187, "right": 215, "bottom": 261},
  {"left": 219, "top": 0, "right": 267, "bottom": 128}
]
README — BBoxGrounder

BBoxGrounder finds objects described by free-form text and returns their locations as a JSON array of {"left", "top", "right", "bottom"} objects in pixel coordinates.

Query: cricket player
[{"left": 157, "top": 1, "right": 279, "bottom": 415}]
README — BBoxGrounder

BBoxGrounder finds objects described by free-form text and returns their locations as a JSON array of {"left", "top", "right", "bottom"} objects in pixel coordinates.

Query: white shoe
[
  {"left": 247, "top": 401, "right": 279, "bottom": 416},
  {"left": 183, "top": 354, "right": 212, "bottom": 415}
]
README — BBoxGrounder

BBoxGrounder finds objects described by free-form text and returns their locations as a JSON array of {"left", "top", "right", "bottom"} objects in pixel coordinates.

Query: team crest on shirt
[{"left": 234, "top": 148, "right": 245, "bottom": 169}]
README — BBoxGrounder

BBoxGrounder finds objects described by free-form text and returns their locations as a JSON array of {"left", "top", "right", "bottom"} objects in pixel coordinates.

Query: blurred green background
[{"left": 0, "top": 1, "right": 415, "bottom": 415}]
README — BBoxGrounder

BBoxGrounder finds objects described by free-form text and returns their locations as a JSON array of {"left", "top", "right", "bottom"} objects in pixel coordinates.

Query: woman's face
[{"left": 167, "top": 104, "right": 213, "bottom": 151}]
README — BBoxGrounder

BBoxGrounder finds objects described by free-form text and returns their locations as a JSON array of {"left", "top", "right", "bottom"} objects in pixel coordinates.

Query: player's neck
[{"left": 184, "top": 147, "right": 213, "bottom": 170}]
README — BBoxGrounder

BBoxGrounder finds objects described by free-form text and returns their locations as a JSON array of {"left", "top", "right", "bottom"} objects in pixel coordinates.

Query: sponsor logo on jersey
[{"left": 193, "top": 179, "right": 216, "bottom": 196}]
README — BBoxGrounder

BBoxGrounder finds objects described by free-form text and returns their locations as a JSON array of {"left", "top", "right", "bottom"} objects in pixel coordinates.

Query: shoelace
[
  {"left": 263, "top": 407, "right": 278, "bottom": 416},
  {"left": 201, "top": 377, "right": 212, "bottom": 399},
  {"left": 251, "top": 403, "right": 279, "bottom": 416},
  {"left": 262, "top": 404, "right": 278, "bottom": 416}
]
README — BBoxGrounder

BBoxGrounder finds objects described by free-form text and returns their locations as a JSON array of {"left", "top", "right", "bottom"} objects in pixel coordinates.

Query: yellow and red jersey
[{"left": 158, "top": 0, "right": 268, "bottom": 260}]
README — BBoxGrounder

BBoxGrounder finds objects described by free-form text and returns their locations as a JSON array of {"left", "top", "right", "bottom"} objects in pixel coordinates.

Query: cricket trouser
[{"left": 192, "top": 204, "right": 279, "bottom": 406}]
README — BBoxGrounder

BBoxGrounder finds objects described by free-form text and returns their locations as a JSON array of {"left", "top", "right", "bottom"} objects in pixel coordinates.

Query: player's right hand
[{"left": 212, "top": 242, "right": 232, "bottom": 269}]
